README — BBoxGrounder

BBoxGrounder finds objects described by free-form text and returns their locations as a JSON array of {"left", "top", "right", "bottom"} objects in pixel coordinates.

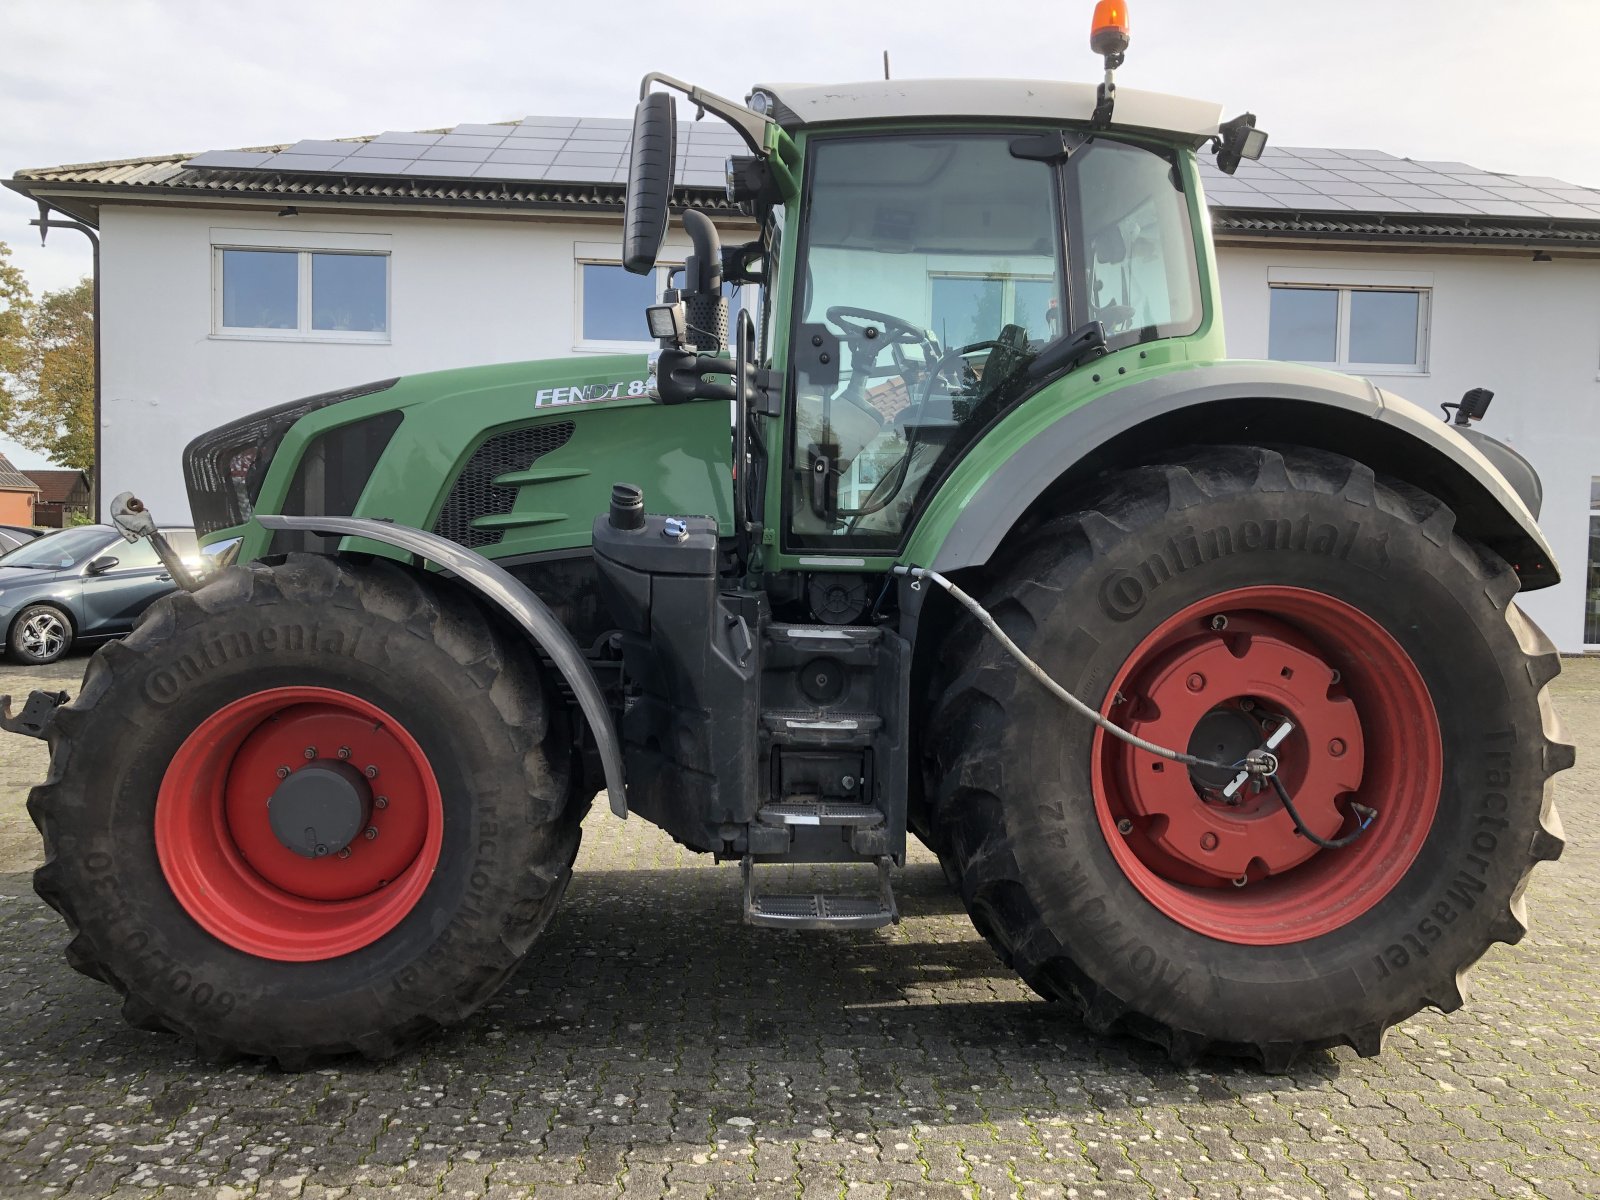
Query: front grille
[
  {"left": 432, "top": 421, "right": 575, "bottom": 549},
  {"left": 183, "top": 378, "right": 399, "bottom": 535}
]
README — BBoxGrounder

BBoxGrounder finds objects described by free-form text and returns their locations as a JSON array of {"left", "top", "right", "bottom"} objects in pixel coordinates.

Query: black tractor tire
[
  {"left": 926, "top": 446, "right": 1570, "bottom": 1069},
  {"left": 28, "top": 553, "right": 585, "bottom": 1066},
  {"left": 8, "top": 602, "right": 74, "bottom": 665}
]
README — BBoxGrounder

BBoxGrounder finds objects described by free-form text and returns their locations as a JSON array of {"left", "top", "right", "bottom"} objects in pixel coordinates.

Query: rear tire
[
  {"left": 926, "top": 446, "right": 1570, "bottom": 1068},
  {"left": 28, "top": 553, "right": 584, "bottom": 1065}
]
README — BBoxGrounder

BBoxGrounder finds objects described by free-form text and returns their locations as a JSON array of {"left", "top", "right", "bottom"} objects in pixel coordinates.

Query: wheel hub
[
  {"left": 267, "top": 760, "right": 373, "bottom": 858},
  {"left": 1092, "top": 586, "right": 1441, "bottom": 945},
  {"left": 1110, "top": 624, "right": 1365, "bottom": 881}
]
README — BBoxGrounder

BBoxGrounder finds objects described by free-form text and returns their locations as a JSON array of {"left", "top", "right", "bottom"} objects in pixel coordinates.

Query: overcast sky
[{"left": 3, "top": 0, "right": 1599, "bottom": 468}]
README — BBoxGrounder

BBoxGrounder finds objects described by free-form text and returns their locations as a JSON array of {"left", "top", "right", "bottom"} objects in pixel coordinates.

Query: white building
[{"left": 6, "top": 110, "right": 1600, "bottom": 651}]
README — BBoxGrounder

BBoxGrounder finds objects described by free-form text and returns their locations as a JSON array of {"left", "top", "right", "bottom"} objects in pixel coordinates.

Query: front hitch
[{"left": 0, "top": 690, "right": 69, "bottom": 740}]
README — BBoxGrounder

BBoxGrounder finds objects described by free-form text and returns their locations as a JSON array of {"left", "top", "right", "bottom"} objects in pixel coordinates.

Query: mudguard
[
  {"left": 256, "top": 514, "right": 628, "bottom": 817},
  {"left": 930, "top": 361, "right": 1559, "bottom": 586}
]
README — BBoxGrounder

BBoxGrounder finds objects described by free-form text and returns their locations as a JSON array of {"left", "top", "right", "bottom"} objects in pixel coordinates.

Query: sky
[{"left": 2, "top": 0, "right": 1599, "bottom": 468}]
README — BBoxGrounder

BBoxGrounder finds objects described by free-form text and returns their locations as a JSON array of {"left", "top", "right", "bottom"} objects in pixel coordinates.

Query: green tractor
[{"left": 6, "top": 10, "right": 1571, "bottom": 1070}]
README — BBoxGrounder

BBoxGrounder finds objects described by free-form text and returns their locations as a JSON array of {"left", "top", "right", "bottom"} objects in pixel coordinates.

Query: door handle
[{"left": 157, "top": 572, "right": 172, "bottom": 581}]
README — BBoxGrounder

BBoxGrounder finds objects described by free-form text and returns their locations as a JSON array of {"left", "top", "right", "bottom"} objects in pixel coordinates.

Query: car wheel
[{"left": 8, "top": 603, "right": 74, "bottom": 665}]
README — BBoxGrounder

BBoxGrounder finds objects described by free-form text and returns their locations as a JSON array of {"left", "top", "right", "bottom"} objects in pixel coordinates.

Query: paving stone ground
[{"left": 0, "top": 650, "right": 1596, "bottom": 1199}]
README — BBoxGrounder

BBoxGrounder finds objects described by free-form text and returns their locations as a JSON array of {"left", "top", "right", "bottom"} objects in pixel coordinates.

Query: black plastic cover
[{"left": 623, "top": 92, "right": 677, "bottom": 275}]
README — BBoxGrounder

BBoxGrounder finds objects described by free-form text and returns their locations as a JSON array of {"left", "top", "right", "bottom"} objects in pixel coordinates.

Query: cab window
[
  {"left": 1067, "top": 139, "right": 1201, "bottom": 345},
  {"left": 788, "top": 133, "right": 1064, "bottom": 551}
]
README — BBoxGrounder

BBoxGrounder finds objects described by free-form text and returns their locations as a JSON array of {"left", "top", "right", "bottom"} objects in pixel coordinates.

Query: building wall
[
  {"left": 0, "top": 491, "right": 35, "bottom": 525},
  {"left": 1215, "top": 246, "right": 1600, "bottom": 652},
  {"left": 96, "top": 204, "right": 1600, "bottom": 650},
  {"left": 96, "top": 205, "right": 713, "bottom": 521}
]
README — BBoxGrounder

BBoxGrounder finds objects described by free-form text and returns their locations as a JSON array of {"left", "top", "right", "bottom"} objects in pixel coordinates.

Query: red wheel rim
[
  {"left": 156, "top": 687, "right": 444, "bottom": 961},
  {"left": 1092, "top": 586, "right": 1441, "bottom": 945}
]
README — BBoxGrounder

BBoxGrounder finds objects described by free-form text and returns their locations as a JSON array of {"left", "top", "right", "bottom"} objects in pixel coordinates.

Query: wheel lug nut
[
  {"left": 364, "top": 827, "right": 378, "bottom": 841},
  {"left": 375, "top": 796, "right": 389, "bottom": 809},
  {"left": 1210, "top": 614, "right": 1228, "bottom": 631},
  {"left": 1200, "top": 832, "right": 1218, "bottom": 851},
  {"left": 1239, "top": 699, "right": 1255, "bottom": 712},
  {"left": 365, "top": 765, "right": 379, "bottom": 779},
  {"left": 337, "top": 847, "right": 352, "bottom": 859},
  {"left": 1328, "top": 738, "right": 1346, "bottom": 757},
  {"left": 1116, "top": 818, "right": 1133, "bottom": 835},
  {"left": 1232, "top": 874, "right": 1249, "bottom": 888},
  {"left": 1185, "top": 673, "right": 1205, "bottom": 693},
  {"left": 303, "top": 746, "right": 317, "bottom": 760},
  {"left": 313, "top": 844, "right": 328, "bottom": 857},
  {"left": 275, "top": 766, "right": 291, "bottom": 779},
  {"left": 338, "top": 746, "right": 351, "bottom": 760}
]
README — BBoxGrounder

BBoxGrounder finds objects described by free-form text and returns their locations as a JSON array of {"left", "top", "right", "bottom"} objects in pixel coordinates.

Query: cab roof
[{"left": 754, "top": 79, "right": 1222, "bottom": 143}]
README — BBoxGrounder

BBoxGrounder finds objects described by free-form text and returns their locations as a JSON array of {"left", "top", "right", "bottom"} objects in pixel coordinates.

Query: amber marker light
[{"left": 1091, "top": 0, "right": 1131, "bottom": 59}]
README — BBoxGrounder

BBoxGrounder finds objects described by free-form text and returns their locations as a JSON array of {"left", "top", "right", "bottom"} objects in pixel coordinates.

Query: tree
[
  {"left": 0, "top": 242, "right": 32, "bottom": 413},
  {"left": 5, "top": 267, "right": 95, "bottom": 474}
]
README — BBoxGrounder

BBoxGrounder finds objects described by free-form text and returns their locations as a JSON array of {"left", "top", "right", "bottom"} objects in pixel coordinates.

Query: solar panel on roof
[{"left": 182, "top": 122, "right": 1600, "bottom": 218}]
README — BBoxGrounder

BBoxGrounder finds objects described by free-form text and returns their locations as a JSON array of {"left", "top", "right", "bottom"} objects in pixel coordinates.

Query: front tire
[
  {"left": 927, "top": 447, "right": 1570, "bottom": 1067},
  {"left": 28, "top": 554, "right": 584, "bottom": 1065},
  {"left": 9, "top": 602, "right": 73, "bottom": 664}
]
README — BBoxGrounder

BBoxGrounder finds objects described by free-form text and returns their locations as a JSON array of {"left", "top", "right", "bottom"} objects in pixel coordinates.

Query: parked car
[
  {"left": 0, "top": 524, "right": 199, "bottom": 665},
  {"left": 0, "top": 525, "right": 43, "bottom": 554}
]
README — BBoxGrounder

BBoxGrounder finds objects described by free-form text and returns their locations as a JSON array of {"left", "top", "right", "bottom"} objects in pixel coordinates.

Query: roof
[
  {"left": 0, "top": 453, "right": 41, "bottom": 493},
  {"left": 23, "top": 470, "right": 89, "bottom": 504},
  {"left": 755, "top": 79, "right": 1222, "bottom": 140},
  {"left": 8, "top": 99, "right": 1600, "bottom": 251}
]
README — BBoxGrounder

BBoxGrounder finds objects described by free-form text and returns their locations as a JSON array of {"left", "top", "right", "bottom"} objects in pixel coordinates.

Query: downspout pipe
[{"left": 29, "top": 200, "right": 101, "bottom": 523}]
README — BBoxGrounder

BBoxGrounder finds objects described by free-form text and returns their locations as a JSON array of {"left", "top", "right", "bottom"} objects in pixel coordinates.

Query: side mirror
[
  {"left": 622, "top": 91, "right": 677, "bottom": 275},
  {"left": 86, "top": 555, "right": 119, "bottom": 575}
]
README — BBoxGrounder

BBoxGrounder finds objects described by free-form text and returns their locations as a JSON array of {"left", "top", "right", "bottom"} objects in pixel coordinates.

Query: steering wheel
[{"left": 825, "top": 304, "right": 931, "bottom": 349}]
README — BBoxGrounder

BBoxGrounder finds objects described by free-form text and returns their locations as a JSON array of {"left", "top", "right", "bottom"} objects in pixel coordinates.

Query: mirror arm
[{"left": 639, "top": 72, "right": 773, "bottom": 157}]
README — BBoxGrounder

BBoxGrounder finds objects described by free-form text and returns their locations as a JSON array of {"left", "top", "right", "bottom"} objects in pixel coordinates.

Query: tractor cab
[{"left": 622, "top": 44, "right": 1266, "bottom": 564}]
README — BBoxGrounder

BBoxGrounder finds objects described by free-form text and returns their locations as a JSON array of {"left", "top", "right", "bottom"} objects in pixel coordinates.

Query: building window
[
  {"left": 575, "top": 258, "right": 758, "bottom": 352},
  {"left": 215, "top": 247, "right": 389, "bottom": 341},
  {"left": 1268, "top": 285, "right": 1429, "bottom": 373},
  {"left": 1587, "top": 476, "right": 1600, "bottom": 647},
  {"left": 930, "top": 274, "right": 1059, "bottom": 349}
]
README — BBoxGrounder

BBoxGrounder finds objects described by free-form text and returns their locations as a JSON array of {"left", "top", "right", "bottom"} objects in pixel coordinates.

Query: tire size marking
[
  {"left": 1098, "top": 516, "right": 1391, "bottom": 621},
  {"left": 81, "top": 852, "right": 237, "bottom": 1016},
  {"left": 1042, "top": 820, "right": 1192, "bottom": 996},
  {"left": 143, "top": 623, "right": 366, "bottom": 705},
  {"left": 1372, "top": 733, "right": 1513, "bottom": 980}
]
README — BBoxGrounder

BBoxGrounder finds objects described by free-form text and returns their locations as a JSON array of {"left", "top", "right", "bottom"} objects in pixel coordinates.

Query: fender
[
  {"left": 256, "top": 514, "right": 628, "bottom": 818},
  {"left": 929, "top": 361, "right": 1559, "bottom": 588}
]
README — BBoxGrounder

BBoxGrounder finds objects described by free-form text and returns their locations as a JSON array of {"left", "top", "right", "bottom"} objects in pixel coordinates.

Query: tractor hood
[{"left": 192, "top": 354, "right": 734, "bottom": 565}]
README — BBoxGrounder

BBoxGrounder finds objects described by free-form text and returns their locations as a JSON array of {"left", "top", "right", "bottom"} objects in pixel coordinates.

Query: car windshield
[{"left": 0, "top": 526, "right": 112, "bottom": 569}]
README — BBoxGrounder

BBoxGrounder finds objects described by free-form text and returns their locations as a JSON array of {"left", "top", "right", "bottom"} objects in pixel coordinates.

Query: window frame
[
  {"left": 926, "top": 271, "right": 1059, "bottom": 348},
  {"left": 210, "top": 230, "right": 392, "bottom": 344},
  {"left": 1266, "top": 279, "right": 1432, "bottom": 376}
]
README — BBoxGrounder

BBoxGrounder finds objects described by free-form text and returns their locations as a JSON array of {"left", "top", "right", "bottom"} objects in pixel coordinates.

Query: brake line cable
[{"left": 893, "top": 565, "right": 1377, "bottom": 846}]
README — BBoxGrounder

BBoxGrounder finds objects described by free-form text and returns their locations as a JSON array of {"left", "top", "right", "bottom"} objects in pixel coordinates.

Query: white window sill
[
  {"left": 210, "top": 331, "right": 391, "bottom": 346},
  {"left": 573, "top": 341, "right": 656, "bottom": 354}
]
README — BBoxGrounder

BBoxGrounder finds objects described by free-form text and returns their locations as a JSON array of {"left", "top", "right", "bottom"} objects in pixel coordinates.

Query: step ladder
[{"left": 741, "top": 854, "right": 898, "bottom": 930}]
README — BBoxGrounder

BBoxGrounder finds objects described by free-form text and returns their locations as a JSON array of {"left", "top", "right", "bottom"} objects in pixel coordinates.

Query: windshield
[
  {"left": 788, "top": 132, "right": 1064, "bottom": 550},
  {"left": 0, "top": 526, "right": 113, "bottom": 570}
]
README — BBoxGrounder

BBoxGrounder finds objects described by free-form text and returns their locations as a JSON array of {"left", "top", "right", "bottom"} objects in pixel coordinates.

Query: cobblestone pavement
[{"left": 0, "top": 653, "right": 1596, "bottom": 1199}]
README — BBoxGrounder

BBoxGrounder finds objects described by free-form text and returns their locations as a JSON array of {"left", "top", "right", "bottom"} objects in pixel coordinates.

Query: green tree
[
  {"left": 0, "top": 242, "right": 32, "bottom": 412},
  {"left": 8, "top": 273, "right": 95, "bottom": 473}
]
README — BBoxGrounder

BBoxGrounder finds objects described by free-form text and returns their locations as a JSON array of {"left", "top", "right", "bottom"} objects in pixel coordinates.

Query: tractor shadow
[{"left": 0, "top": 857, "right": 1350, "bottom": 1190}]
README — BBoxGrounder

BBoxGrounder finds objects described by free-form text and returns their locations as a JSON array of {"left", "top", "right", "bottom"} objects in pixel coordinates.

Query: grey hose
[{"left": 894, "top": 565, "right": 1235, "bottom": 771}]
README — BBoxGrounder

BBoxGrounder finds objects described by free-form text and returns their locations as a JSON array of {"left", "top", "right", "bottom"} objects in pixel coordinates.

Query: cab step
[{"left": 741, "top": 855, "right": 899, "bottom": 931}]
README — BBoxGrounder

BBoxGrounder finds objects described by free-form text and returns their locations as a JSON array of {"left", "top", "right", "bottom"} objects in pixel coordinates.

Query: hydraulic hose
[{"left": 894, "top": 564, "right": 1377, "bottom": 848}]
